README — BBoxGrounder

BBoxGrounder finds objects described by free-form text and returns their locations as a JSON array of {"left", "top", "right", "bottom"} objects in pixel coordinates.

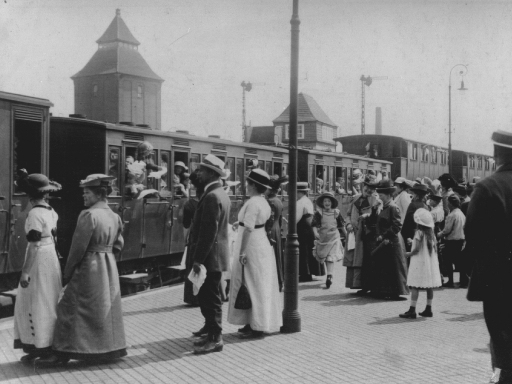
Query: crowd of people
[{"left": 11, "top": 128, "right": 512, "bottom": 383}]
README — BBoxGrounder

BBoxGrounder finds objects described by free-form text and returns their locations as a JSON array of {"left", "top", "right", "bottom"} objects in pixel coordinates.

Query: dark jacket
[
  {"left": 188, "top": 182, "right": 231, "bottom": 272},
  {"left": 401, "top": 200, "right": 428, "bottom": 242},
  {"left": 466, "top": 163, "right": 512, "bottom": 301}
]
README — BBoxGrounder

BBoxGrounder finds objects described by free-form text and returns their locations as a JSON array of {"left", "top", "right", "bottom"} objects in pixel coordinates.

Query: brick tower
[{"left": 72, "top": 9, "right": 164, "bottom": 129}]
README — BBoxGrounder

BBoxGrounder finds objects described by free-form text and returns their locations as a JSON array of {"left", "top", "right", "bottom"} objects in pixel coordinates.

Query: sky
[{"left": 2, "top": 0, "right": 512, "bottom": 156}]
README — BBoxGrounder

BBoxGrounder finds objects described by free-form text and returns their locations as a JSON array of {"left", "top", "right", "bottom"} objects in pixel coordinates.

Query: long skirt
[
  {"left": 228, "top": 227, "right": 282, "bottom": 332},
  {"left": 343, "top": 228, "right": 365, "bottom": 288},
  {"left": 53, "top": 251, "right": 127, "bottom": 360},
  {"left": 14, "top": 239, "right": 62, "bottom": 355},
  {"left": 369, "top": 237, "right": 410, "bottom": 296}
]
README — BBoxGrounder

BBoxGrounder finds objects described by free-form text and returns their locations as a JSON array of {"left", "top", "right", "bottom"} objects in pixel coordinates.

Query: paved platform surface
[{"left": 0, "top": 262, "right": 493, "bottom": 384}]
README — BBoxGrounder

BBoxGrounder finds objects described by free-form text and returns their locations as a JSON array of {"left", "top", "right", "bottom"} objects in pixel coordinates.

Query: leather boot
[
  {"left": 325, "top": 275, "right": 332, "bottom": 289},
  {"left": 399, "top": 306, "right": 417, "bottom": 319},
  {"left": 192, "top": 325, "right": 208, "bottom": 337},
  {"left": 194, "top": 334, "right": 224, "bottom": 355},
  {"left": 419, "top": 305, "right": 433, "bottom": 317}
]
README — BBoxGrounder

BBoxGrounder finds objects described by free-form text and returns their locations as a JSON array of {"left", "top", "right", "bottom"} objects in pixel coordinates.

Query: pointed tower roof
[
  {"left": 273, "top": 93, "right": 337, "bottom": 127},
  {"left": 72, "top": 9, "right": 163, "bottom": 81},
  {"left": 96, "top": 9, "right": 140, "bottom": 45}
]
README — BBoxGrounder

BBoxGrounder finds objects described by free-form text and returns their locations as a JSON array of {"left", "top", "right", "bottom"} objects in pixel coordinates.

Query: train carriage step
[
  {"left": 120, "top": 273, "right": 150, "bottom": 284},
  {"left": 167, "top": 265, "right": 186, "bottom": 271},
  {"left": 0, "top": 289, "right": 18, "bottom": 306},
  {"left": 119, "top": 273, "right": 151, "bottom": 295}
]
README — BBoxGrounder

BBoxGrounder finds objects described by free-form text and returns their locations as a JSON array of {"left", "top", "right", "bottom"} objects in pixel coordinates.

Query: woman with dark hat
[
  {"left": 266, "top": 175, "right": 288, "bottom": 291},
  {"left": 228, "top": 169, "right": 282, "bottom": 339},
  {"left": 39, "top": 174, "right": 126, "bottom": 366},
  {"left": 343, "top": 178, "right": 380, "bottom": 293},
  {"left": 312, "top": 192, "right": 345, "bottom": 288},
  {"left": 369, "top": 180, "right": 409, "bottom": 299},
  {"left": 437, "top": 173, "right": 457, "bottom": 217},
  {"left": 13, "top": 170, "right": 62, "bottom": 363},
  {"left": 401, "top": 183, "right": 429, "bottom": 252},
  {"left": 296, "top": 182, "right": 325, "bottom": 282}
]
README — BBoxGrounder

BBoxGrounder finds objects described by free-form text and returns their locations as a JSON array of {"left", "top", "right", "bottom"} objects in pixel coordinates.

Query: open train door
[{"left": 3, "top": 103, "right": 50, "bottom": 274}]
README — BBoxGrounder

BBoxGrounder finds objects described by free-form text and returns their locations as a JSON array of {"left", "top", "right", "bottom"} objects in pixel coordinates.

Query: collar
[
  {"left": 90, "top": 200, "right": 109, "bottom": 209},
  {"left": 204, "top": 181, "right": 220, "bottom": 192},
  {"left": 496, "top": 163, "right": 512, "bottom": 173}
]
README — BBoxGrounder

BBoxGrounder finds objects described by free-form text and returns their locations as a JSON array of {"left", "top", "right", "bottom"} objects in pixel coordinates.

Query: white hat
[
  {"left": 246, "top": 169, "right": 271, "bottom": 189},
  {"left": 199, "top": 154, "right": 226, "bottom": 177},
  {"left": 174, "top": 161, "right": 188, "bottom": 171},
  {"left": 413, "top": 208, "right": 434, "bottom": 228},
  {"left": 80, "top": 174, "right": 115, "bottom": 188},
  {"left": 394, "top": 177, "right": 407, "bottom": 185}
]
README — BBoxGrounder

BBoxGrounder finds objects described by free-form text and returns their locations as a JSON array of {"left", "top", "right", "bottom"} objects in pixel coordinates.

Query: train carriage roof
[{"left": 0, "top": 91, "right": 53, "bottom": 107}]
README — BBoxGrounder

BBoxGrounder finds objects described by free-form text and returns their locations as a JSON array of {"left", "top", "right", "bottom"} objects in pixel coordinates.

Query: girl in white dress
[
  {"left": 13, "top": 171, "right": 62, "bottom": 362},
  {"left": 399, "top": 208, "right": 442, "bottom": 319},
  {"left": 228, "top": 169, "right": 282, "bottom": 339}
]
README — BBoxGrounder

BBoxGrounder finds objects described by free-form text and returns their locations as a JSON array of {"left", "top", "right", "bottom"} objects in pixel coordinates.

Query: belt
[
  {"left": 33, "top": 237, "right": 54, "bottom": 246},
  {"left": 239, "top": 222, "right": 265, "bottom": 229},
  {"left": 86, "top": 245, "right": 113, "bottom": 253}
]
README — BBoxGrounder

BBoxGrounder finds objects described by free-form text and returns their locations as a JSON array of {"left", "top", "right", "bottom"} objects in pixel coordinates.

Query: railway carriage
[{"left": 0, "top": 91, "right": 392, "bottom": 296}]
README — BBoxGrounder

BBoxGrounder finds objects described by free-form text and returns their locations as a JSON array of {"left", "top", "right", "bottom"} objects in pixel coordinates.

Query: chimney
[{"left": 375, "top": 107, "right": 382, "bottom": 135}]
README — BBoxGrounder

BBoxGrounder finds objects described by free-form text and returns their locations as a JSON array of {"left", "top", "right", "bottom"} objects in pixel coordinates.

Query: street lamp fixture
[{"left": 448, "top": 64, "right": 468, "bottom": 175}]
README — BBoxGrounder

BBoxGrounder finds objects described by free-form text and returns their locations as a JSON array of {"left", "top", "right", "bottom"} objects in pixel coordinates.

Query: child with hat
[
  {"left": 311, "top": 192, "right": 345, "bottom": 289},
  {"left": 399, "top": 208, "right": 442, "bottom": 319}
]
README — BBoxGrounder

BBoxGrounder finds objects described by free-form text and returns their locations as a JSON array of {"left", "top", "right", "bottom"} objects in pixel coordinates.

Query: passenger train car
[
  {"left": 0, "top": 91, "right": 392, "bottom": 294},
  {"left": 335, "top": 134, "right": 495, "bottom": 183}
]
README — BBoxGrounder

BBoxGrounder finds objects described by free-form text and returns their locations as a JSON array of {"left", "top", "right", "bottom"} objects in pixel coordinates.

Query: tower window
[
  {"left": 93, "top": 84, "right": 98, "bottom": 97},
  {"left": 137, "top": 85, "right": 143, "bottom": 98}
]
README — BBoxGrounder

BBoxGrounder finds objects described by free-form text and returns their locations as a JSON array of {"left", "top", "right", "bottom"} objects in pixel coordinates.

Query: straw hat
[
  {"left": 315, "top": 191, "right": 338, "bottom": 208},
  {"left": 375, "top": 179, "right": 396, "bottom": 194},
  {"left": 80, "top": 174, "right": 115, "bottom": 188},
  {"left": 174, "top": 161, "right": 188, "bottom": 171},
  {"left": 16, "top": 169, "right": 62, "bottom": 194},
  {"left": 199, "top": 154, "right": 226, "bottom": 177},
  {"left": 413, "top": 208, "right": 434, "bottom": 228},
  {"left": 409, "top": 183, "right": 429, "bottom": 194},
  {"left": 297, "top": 182, "right": 310, "bottom": 192},
  {"left": 246, "top": 169, "right": 271, "bottom": 189}
]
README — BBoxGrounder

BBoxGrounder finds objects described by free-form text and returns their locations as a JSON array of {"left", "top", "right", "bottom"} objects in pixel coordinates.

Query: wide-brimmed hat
[
  {"left": 16, "top": 169, "right": 62, "bottom": 194},
  {"left": 394, "top": 177, "right": 408, "bottom": 186},
  {"left": 376, "top": 179, "right": 396, "bottom": 194},
  {"left": 409, "top": 183, "right": 429, "bottom": 194},
  {"left": 246, "top": 169, "right": 271, "bottom": 189},
  {"left": 363, "top": 177, "right": 379, "bottom": 188},
  {"left": 80, "top": 174, "right": 115, "bottom": 188},
  {"left": 491, "top": 130, "right": 512, "bottom": 148},
  {"left": 199, "top": 154, "right": 226, "bottom": 177},
  {"left": 137, "top": 141, "right": 154, "bottom": 157},
  {"left": 428, "top": 193, "right": 443, "bottom": 202},
  {"left": 438, "top": 173, "right": 457, "bottom": 189},
  {"left": 297, "top": 182, "right": 310, "bottom": 192},
  {"left": 174, "top": 161, "right": 188, "bottom": 171},
  {"left": 316, "top": 192, "right": 338, "bottom": 208},
  {"left": 268, "top": 175, "right": 289, "bottom": 192},
  {"left": 247, "top": 158, "right": 258, "bottom": 170},
  {"left": 453, "top": 184, "right": 467, "bottom": 197},
  {"left": 414, "top": 208, "right": 434, "bottom": 228}
]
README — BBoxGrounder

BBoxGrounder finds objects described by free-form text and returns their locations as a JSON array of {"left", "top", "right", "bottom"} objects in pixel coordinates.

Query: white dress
[
  {"left": 14, "top": 205, "right": 62, "bottom": 352},
  {"left": 406, "top": 231, "right": 442, "bottom": 288},
  {"left": 227, "top": 196, "right": 283, "bottom": 332}
]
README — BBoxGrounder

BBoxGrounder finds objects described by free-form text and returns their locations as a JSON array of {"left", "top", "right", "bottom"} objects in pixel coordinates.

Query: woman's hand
[
  {"left": 407, "top": 238, "right": 412, "bottom": 245},
  {"left": 346, "top": 223, "right": 353, "bottom": 233},
  {"left": 239, "top": 253, "right": 247, "bottom": 265},
  {"left": 232, "top": 222, "right": 240, "bottom": 231},
  {"left": 20, "top": 273, "right": 30, "bottom": 288},
  {"left": 383, "top": 239, "right": 390, "bottom": 245},
  {"left": 405, "top": 252, "right": 411, "bottom": 258}
]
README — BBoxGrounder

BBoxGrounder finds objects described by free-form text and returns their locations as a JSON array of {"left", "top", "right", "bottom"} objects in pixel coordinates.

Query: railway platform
[{"left": 0, "top": 262, "right": 492, "bottom": 384}]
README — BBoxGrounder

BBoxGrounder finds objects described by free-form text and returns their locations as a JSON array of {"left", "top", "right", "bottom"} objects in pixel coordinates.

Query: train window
[
  {"left": 315, "top": 164, "right": 324, "bottom": 194},
  {"left": 258, "top": 160, "right": 264, "bottom": 170},
  {"left": 347, "top": 168, "right": 353, "bottom": 195},
  {"left": 236, "top": 158, "right": 244, "bottom": 195},
  {"left": 93, "top": 84, "right": 98, "bottom": 97},
  {"left": 432, "top": 150, "right": 438, "bottom": 164},
  {"left": 283, "top": 163, "right": 288, "bottom": 178},
  {"left": 160, "top": 151, "right": 171, "bottom": 198},
  {"left": 411, "top": 144, "right": 418, "bottom": 161},
  {"left": 477, "top": 157, "right": 483, "bottom": 169},
  {"left": 137, "top": 85, "right": 143, "bottom": 99},
  {"left": 226, "top": 157, "right": 236, "bottom": 195},
  {"left": 108, "top": 146, "right": 121, "bottom": 196},
  {"left": 13, "top": 118, "right": 42, "bottom": 194},
  {"left": 124, "top": 146, "right": 138, "bottom": 197},
  {"left": 147, "top": 149, "right": 158, "bottom": 191},
  {"left": 485, "top": 159, "right": 490, "bottom": 170},
  {"left": 422, "top": 147, "right": 429, "bottom": 162},
  {"left": 173, "top": 151, "right": 189, "bottom": 198},
  {"left": 272, "top": 162, "right": 283, "bottom": 177},
  {"left": 469, "top": 156, "right": 475, "bottom": 168},
  {"left": 189, "top": 153, "right": 200, "bottom": 172},
  {"left": 329, "top": 166, "right": 335, "bottom": 192},
  {"left": 265, "top": 161, "right": 272, "bottom": 176}
]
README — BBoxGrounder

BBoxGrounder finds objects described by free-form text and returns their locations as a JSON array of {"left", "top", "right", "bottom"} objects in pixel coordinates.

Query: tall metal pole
[
  {"left": 448, "top": 64, "right": 468, "bottom": 176},
  {"left": 448, "top": 83, "right": 452, "bottom": 175},
  {"left": 242, "top": 85, "right": 247, "bottom": 142},
  {"left": 281, "top": 0, "right": 301, "bottom": 334},
  {"left": 361, "top": 76, "right": 366, "bottom": 135}
]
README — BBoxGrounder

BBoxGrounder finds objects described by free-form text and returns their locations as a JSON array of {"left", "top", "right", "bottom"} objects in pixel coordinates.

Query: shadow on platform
[
  {"left": 440, "top": 311, "right": 484, "bottom": 322},
  {"left": 368, "top": 316, "right": 428, "bottom": 325},
  {"left": 302, "top": 292, "right": 384, "bottom": 306},
  {"left": 123, "top": 304, "right": 191, "bottom": 317},
  {"left": 298, "top": 283, "right": 323, "bottom": 291}
]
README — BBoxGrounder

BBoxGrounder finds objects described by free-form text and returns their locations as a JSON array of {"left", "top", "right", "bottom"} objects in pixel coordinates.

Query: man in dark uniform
[{"left": 466, "top": 130, "right": 512, "bottom": 383}]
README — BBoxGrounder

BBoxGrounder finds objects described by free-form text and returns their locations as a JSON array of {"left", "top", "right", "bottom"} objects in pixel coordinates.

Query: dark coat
[
  {"left": 401, "top": 200, "right": 428, "bottom": 243},
  {"left": 466, "top": 163, "right": 512, "bottom": 302},
  {"left": 189, "top": 182, "right": 231, "bottom": 273}
]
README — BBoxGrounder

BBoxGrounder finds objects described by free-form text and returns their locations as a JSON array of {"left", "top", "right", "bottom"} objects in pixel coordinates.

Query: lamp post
[
  {"left": 281, "top": 0, "right": 301, "bottom": 334},
  {"left": 448, "top": 64, "right": 468, "bottom": 175}
]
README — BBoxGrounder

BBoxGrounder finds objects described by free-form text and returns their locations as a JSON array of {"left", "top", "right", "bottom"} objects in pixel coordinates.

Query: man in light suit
[
  {"left": 189, "top": 154, "right": 231, "bottom": 355},
  {"left": 466, "top": 130, "right": 512, "bottom": 383}
]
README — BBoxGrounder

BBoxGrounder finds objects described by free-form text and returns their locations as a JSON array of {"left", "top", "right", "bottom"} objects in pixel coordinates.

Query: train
[
  {"left": 335, "top": 134, "right": 495, "bottom": 183},
  {"left": 0, "top": 91, "right": 392, "bottom": 296}
]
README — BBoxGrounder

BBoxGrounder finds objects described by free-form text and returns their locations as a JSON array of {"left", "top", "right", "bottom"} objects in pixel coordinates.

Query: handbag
[{"left": 234, "top": 264, "right": 252, "bottom": 310}]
